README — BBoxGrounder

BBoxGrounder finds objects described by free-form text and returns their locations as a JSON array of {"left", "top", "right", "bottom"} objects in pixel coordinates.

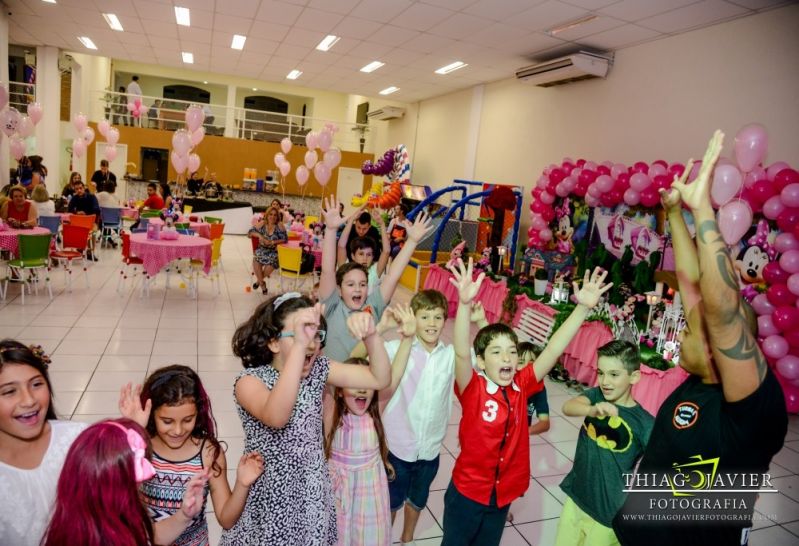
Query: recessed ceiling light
[
  {"left": 360, "top": 61, "right": 385, "bottom": 73},
  {"left": 175, "top": 6, "right": 191, "bottom": 27},
  {"left": 182, "top": 51, "right": 194, "bottom": 64},
  {"left": 315, "top": 35, "right": 340, "bottom": 52},
  {"left": 102, "top": 13, "right": 124, "bottom": 32},
  {"left": 435, "top": 61, "right": 467, "bottom": 75},
  {"left": 203, "top": 81, "right": 208, "bottom": 84},
  {"left": 379, "top": 86, "right": 399, "bottom": 95},
  {"left": 252, "top": 88, "right": 257, "bottom": 91},
  {"left": 286, "top": 69, "right": 302, "bottom": 80},
  {"left": 547, "top": 15, "right": 598, "bottom": 35},
  {"left": 77, "top": 36, "right": 97, "bottom": 50},
  {"left": 231, "top": 34, "right": 247, "bottom": 50},
  {"left": 42, "top": 0, "right": 56, "bottom": 3}
]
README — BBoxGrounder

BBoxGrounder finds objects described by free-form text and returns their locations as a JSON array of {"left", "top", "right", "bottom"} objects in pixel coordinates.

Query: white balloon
[
  {"left": 106, "top": 127, "right": 120, "bottom": 145},
  {"left": 97, "top": 119, "right": 110, "bottom": 137},
  {"left": 17, "top": 116, "right": 35, "bottom": 138},
  {"left": 72, "top": 137, "right": 86, "bottom": 158},
  {"left": 104, "top": 145, "right": 118, "bottom": 162},
  {"left": 72, "top": 112, "right": 88, "bottom": 133}
]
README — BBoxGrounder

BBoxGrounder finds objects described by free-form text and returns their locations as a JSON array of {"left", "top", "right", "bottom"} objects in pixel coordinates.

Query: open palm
[
  {"left": 672, "top": 130, "right": 724, "bottom": 211},
  {"left": 573, "top": 267, "right": 612, "bottom": 309},
  {"left": 405, "top": 211, "right": 433, "bottom": 243},
  {"left": 449, "top": 258, "right": 484, "bottom": 305},
  {"left": 322, "top": 195, "right": 346, "bottom": 230}
]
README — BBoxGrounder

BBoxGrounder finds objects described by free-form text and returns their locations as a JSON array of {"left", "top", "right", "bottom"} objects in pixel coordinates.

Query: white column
[
  {"left": 35, "top": 46, "right": 61, "bottom": 194},
  {"left": 224, "top": 84, "right": 236, "bottom": 138},
  {"left": 462, "top": 84, "right": 484, "bottom": 180},
  {"left": 70, "top": 59, "right": 87, "bottom": 179},
  {"left": 0, "top": 11, "right": 9, "bottom": 185}
]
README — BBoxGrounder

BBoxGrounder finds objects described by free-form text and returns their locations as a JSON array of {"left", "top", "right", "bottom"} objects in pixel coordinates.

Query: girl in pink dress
[{"left": 325, "top": 357, "right": 393, "bottom": 546}]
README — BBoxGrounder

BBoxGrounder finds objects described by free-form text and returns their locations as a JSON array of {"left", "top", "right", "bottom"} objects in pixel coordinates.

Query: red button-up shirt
[{"left": 452, "top": 365, "right": 543, "bottom": 507}]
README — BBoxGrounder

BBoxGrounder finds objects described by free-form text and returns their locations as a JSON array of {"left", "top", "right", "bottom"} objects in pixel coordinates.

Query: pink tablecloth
[
  {"left": 148, "top": 218, "right": 211, "bottom": 239},
  {"left": 423, "top": 264, "right": 508, "bottom": 323},
  {"left": 121, "top": 207, "right": 139, "bottom": 220},
  {"left": 129, "top": 233, "right": 212, "bottom": 277},
  {"left": 559, "top": 321, "right": 616, "bottom": 386},
  {"left": 0, "top": 227, "right": 51, "bottom": 255},
  {"left": 632, "top": 365, "right": 690, "bottom": 415}
]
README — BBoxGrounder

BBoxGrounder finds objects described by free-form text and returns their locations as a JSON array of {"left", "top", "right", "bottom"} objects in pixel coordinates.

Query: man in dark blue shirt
[{"left": 67, "top": 180, "right": 101, "bottom": 260}]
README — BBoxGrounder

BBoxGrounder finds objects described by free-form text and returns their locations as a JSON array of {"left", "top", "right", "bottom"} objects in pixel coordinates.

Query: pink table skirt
[
  {"left": 632, "top": 365, "right": 690, "bottom": 415},
  {"left": 0, "top": 227, "right": 51, "bottom": 255},
  {"left": 148, "top": 218, "right": 211, "bottom": 239},
  {"left": 129, "top": 233, "right": 212, "bottom": 277},
  {"left": 423, "top": 264, "right": 508, "bottom": 323}
]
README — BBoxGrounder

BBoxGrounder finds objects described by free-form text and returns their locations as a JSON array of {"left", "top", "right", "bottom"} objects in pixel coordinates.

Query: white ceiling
[{"left": 5, "top": 0, "right": 792, "bottom": 103}]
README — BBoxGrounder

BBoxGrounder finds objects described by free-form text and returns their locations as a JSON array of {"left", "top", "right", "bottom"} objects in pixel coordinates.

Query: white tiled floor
[{"left": 3, "top": 235, "right": 799, "bottom": 545}]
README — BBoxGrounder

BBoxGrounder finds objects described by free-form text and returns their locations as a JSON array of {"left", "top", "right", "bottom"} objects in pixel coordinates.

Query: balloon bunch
[
  {"left": 0, "top": 84, "right": 43, "bottom": 160},
  {"left": 362, "top": 149, "right": 396, "bottom": 176},
  {"left": 96, "top": 119, "right": 121, "bottom": 162},
  {"left": 353, "top": 144, "right": 411, "bottom": 208},
  {"left": 169, "top": 105, "right": 205, "bottom": 177},
  {"left": 273, "top": 122, "right": 342, "bottom": 188},
  {"left": 126, "top": 97, "right": 147, "bottom": 119},
  {"left": 70, "top": 113, "right": 96, "bottom": 159}
]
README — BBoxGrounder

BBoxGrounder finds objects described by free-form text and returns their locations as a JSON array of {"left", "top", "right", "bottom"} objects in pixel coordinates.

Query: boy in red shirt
[{"left": 443, "top": 258, "right": 611, "bottom": 546}]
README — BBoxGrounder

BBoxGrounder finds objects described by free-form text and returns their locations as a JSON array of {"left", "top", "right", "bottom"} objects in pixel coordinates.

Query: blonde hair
[{"left": 31, "top": 184, "right": 50, "bottom": 203}]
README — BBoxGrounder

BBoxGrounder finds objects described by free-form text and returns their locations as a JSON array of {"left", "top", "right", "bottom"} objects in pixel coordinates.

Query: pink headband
[{"left": 106, "top": 422, "right": 156, "bottom": 483}]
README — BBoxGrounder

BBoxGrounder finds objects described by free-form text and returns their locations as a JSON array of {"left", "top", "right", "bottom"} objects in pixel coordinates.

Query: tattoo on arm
[
  {"left": 718, "top": 314, "right": 768, "bottom": 380},
  {"left": 715, "top": 253, "right": 741, "bottom": 292},
  {"left": 697, "top": 220, "right": 725, "bottom": 245},
  {"left": 696, "top": 220, "right": 739, "bottom": 292}
]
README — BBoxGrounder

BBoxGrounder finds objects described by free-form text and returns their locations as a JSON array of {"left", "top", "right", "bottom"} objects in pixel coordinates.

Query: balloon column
[
  {"left": 96, "top": 118, "right": 121, "bottom": 162},
  {"left": 352, "top": 144, "right": 410, "bottom": 208},
  {"left": 273, "top": 122, "right": 342, "bottom": 190},
  {"left": 0, "top": 84, "right": 43, "bottom": 160},
  {"left": 70, "top": 113, "right": 95, "bottom": 159},
  {"left": 170, "top": 105, "right": 205, "bottom": 178},
  {"left": 127, "top": 97, "right": 147, "bottom": 120},
  {"left": 527, "top": 123, "right": 799, "bottom": 412}
]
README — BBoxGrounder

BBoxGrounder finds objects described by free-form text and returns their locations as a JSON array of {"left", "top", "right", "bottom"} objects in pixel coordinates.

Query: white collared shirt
[
  {"left": 382, "top": 337, "right": 456, "bottom": 462},
  {"left": 478, "top": 370, "right": 522, "bottom": 394}
]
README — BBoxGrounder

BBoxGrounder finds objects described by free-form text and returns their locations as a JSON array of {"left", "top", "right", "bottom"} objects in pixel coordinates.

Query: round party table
[
  {"left": 0, "top": 226, "right": 51, "bottom": 256},
  {"left": 148, "top": 217, "right": 211, "bottom": 239},
  {"left": 129, "top": 233, "right": 212, "bottom": 277}
]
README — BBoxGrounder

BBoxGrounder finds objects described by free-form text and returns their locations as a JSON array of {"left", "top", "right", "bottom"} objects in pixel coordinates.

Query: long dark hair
[
  {"left": 232, "top": 294, "right": 326, "bottom": 368},
  {"left": 140, "top": 365, "right": 224, "bottom": 476},
  {"left": 324, "top": 358, "right": 394, "bottom": 479},
  {"left": 0, "top": 339, "right": 57, "bottom": 420}
]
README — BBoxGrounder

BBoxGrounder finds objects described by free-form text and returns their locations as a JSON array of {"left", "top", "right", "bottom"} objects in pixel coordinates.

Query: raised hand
[
  {"left": 291, "top": 303, "right": 323, "bottom": 347},
  {"left": 180, "top": 471, "right": 209, "bottom": 519},
  {"left": 470, "top": 301, "right": 487, "bottom": 324},
  {"left": 671, "top": 130, "right": 724, "bottom": 212},
  {"left": 405, "top": 211, "right": 433, "bottom": 243},
  {"left": 376, "top": 304, "right": 399, "bottom": 334},
  {"left": 394, "top": 303, "right": 417, "bottom": 338},
  {"left": 236, "top": 452, "right": 265, "bottom": 487},
  {"left": 347, "top": 311, "right": 377, "bottom": 340},
  {"left": 322, "top": 195, "right": 346, "bottom": 230},
  {"left": 660, "top": 159, "right": 693, "bottom": 212},
  {"left": 118, "top": 382, "right": 152, "bottom": 428},
  {"left": 449, "top": 257, "right": 485, "bottom": 305},
  {"left": 573, "top": 267, "right": 612, "bottom": 309}
]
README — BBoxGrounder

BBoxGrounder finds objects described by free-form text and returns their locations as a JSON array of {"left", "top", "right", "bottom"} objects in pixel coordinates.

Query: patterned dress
[
  {"left": 249, "top": 223, "right": 287, "bottom": 267},
  {"left": 329, "top": 413, "right": 392, "bottom": 546},
  {"left": 141, "top": 440, "right": 210, "bottom": 546},
  {"left": 220, "top": 356, "right": 336, "bottom": 546}
]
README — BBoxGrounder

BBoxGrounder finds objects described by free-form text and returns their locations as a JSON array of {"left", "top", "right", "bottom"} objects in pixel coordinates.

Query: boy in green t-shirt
[{"left": 555, "top": 340, "right": 654, "bottom": 546}]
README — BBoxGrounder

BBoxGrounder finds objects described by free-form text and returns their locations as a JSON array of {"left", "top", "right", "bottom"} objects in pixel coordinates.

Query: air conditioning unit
[
  {"left": 516, "top": 52, "right": 611, "bottom": 87},
  {"left": 367, "top": 106, "right": 405, "bottom": 121}
]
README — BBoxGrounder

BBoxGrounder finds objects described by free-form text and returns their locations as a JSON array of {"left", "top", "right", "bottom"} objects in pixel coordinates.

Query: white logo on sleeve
[{"left": 482, "top": 400, "right": 498, "bottom": 422}]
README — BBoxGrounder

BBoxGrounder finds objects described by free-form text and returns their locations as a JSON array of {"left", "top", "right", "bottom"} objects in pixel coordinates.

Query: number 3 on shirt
[{"left": 482, "top": 400, "right": 499, "bottom": 422}]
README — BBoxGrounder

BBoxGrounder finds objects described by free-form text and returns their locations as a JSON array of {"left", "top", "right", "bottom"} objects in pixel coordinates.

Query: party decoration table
[
  {"left": 0, "top": 226, "right": 51, "bottom": 255},
  {"left": 129, "top": 233, "right": 211, "bottom": 277}
]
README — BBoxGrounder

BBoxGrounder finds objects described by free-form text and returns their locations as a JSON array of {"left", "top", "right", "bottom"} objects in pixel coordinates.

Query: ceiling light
[
  {"left": 42, "top": 0, "right": 56, "bottom": 3},
  {"left": 231, "top": 34, "right": 247, "bottom": 50},
  {"left": 379, "top": 86, "right": 399, "bottom": 95},
  {"left": 182, "top": 51, "right": 194, "bottom": 64},
  {"left": 102, "top": 13, "right": 124, "bottom": 32},
  {"left": 286, "top": 70, "right": 302, "bottom": 80},
  {"left": 252, "top": 88, "right": 257, "bottom": 91},
  {"left": 315, "top": 35, "right": 340, "bottom": 52},
  {"left": 203, "top": 81, "right": 208, "bottom": 84},
  {"left": 175, "top": 6, "right": 191, "bottom": 27},
  {"left": 360, "top": 61, "right": 385, "bottom": 73},
  {"left": 77, "top": 36, "right": 97, "bottom": 50},
  {"left": 547, "top": 15, "right": 598, "bottom": 35},
  {"left": 435, "top": 61, "right": 467, "bottom": 75}
]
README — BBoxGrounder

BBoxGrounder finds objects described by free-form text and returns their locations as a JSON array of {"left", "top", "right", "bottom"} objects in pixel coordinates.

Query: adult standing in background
[
  {"left": 113, "top": 86, "right": 128, "bottom": 126},
  {"left": 127, "top": 76, "right": 143, "bottom": 127},
  {"left": 28, "top": 156, "right": 47, "bottom": 193},
  {"left": 90, "top": 160, "right": 117, "bottom": 193}
]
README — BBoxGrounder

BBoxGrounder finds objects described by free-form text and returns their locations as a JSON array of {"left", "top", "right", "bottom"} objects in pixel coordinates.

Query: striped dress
[
  {"left": 329, "top": 412, "right": 392, "bottom": 546},
  {"left": 141, "top": 440, "right": 210, "bottom": 546}
]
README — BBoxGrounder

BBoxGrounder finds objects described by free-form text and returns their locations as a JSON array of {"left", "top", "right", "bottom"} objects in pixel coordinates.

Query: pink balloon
[
  {"left": 9, "top": 136, "right": 26, "bottom": 161},
  {"left": 296, "top": 165, "right": 309, "bottom": 186},
  {"left": 190, "top": 127, "right": 205, "bottom": 147},
  {"left": 555, "top": 184, "right": 570, "bottom": 197},
  {"left": 623, "top": 188, "right": 641, "bottom": 206},
  {"left": 0, "top": 108, "right": 21, "bottom": 137},
  {"left": 97, "top": 119, "right": 110, "bottom": 137},
  {"left": 734, "top": 123, "right": 768, "bottom": 172},
  {"left": 134, "top": 98, "right": 142, "bottom": 108},
  {"left": 763, "top": 195, "right": 786, "bottom": 220},
  {"left": 539, "top": 228, "right": 553, "bottom": 242},
  {"left": 274, "top": 152, "right": 285, "bottom": 167},
  {"left": 788, "top": 273, "right": 799, "bottom": 297},
  {"left": 16, "top": 115, "right": 34, "bottom": 138},
  {"left": 744, "top": 166, "right": 766, "bottom": 188},
  {"left": 764, "top": 262, "right": 791, "bottom": 285},
  {"left": 171, "top": 129, "right": 192, "bottom": 156},
  {"left": 540, "top": 191, "right": 555, "bottom": 204},
  {"left": 584, "top": 161, "right": 598, "bottom": 171},
  {"left": 630, "top": 173, "right": 651, "bottom": 192},
  {"left": 596, "top": 174, "right": 614, "bottom": 193},
  {"left": 648, "top": 163, "right": 667, "bottom": 178},
  {"left": 758, "top": 315, "right": 779, "bottom": 337},
  {"left": 170, "top": 150, "right": 187, "bottom": 174},
  {"left": 752, "top": 293, "right": 777, "bottom": 316},
  {"left": 72, "top": 137, "right": 86, "bottom": 158},
  {"left": 317, "top": 129, "right": 333, "bottom": 152},
  {"left": 773, "top": 306, "right": 799, "bottom": 332},
  {"left": 304, "top": 150, "right": 318, "bottom": 169},
  {"left": 763, "top": 335, "right": 790, "bottom": 359},
  {"left": 777, "top": 355, "right": 799, "bottom": 380},
  {"left": 82, "top": 127, "right": 95, "bottom": 144},
  {"left": 187, "top": 153, "right": 201, "bottom": 173},
  {"left": 279, "top": 161, "right": 291, "bottom": 177},
  {"left": 104, "top": 144, "right": 118, "bottom": 162},
  {"left": 314, "top": 162, "right": 331, "bottom": 186},
  {"left": 305, "top": 131, "right": 319, "bottom": 150},
  {"left": 781, "top": 250, "right": 799, "bottom": 274},
  {"left": 640, "top": 188, "right": 660, "bottom": 208},
  {"left": 280, "top": 137, "right": 292, "bottom": 155},
  {"left": 711, "top": 164, "right": 743, "bottom": 207},
  {"left": 588, "top": 184, "right": 603, "bottom": 198},
  {"left": 537, "top": 177, "right": 549, "bottom": 189},
  {"left": 72, "top": 112, "right": 88, "bottom": 133},
  {"left": 611, "top": 164, "right": 626, "bottom": 179},
  {"left": 532, "top": 215, "right": 547, "bottom": 230},
  {"left": 127, "top": 102, "right": 135, "bottom": 113},
  {"left": 716, "top": 200, "right": 753, "bottom": 246},
  {"left": 781, "top": 183, "right": 799, "bottom": 208},
  {"left": 776, "top": 233, "right": 799, "bottom": 253},
  {"left": 767, "top": 162, "right": 790, "bottom": 181},
  {"left": 769, "top": 283, "right": 796, "bottom": 307},
  {"left": 585, "top": 194, "right": 599, "bottom": 207},
  {"left": 323, "top": 148, "right": 342, "bottom": 169},
  {"left": 562, "top": 175, "right": 577, "bottom": 191},
  {"left": 184, "top": 105, "right": 205, "bottom": 132},
  {"left": 106, "top": 127, "right": 120, "bottom": 145}
]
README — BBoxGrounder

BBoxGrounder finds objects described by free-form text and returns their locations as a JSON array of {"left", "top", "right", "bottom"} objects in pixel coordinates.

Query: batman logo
[{"left": 582, "top": 415, "right": 633, "bottom": 453}]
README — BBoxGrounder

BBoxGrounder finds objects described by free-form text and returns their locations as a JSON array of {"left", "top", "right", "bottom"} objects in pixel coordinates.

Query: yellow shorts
[{"left": 555, "top": 497, "right": 620, "bottom": 546}]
